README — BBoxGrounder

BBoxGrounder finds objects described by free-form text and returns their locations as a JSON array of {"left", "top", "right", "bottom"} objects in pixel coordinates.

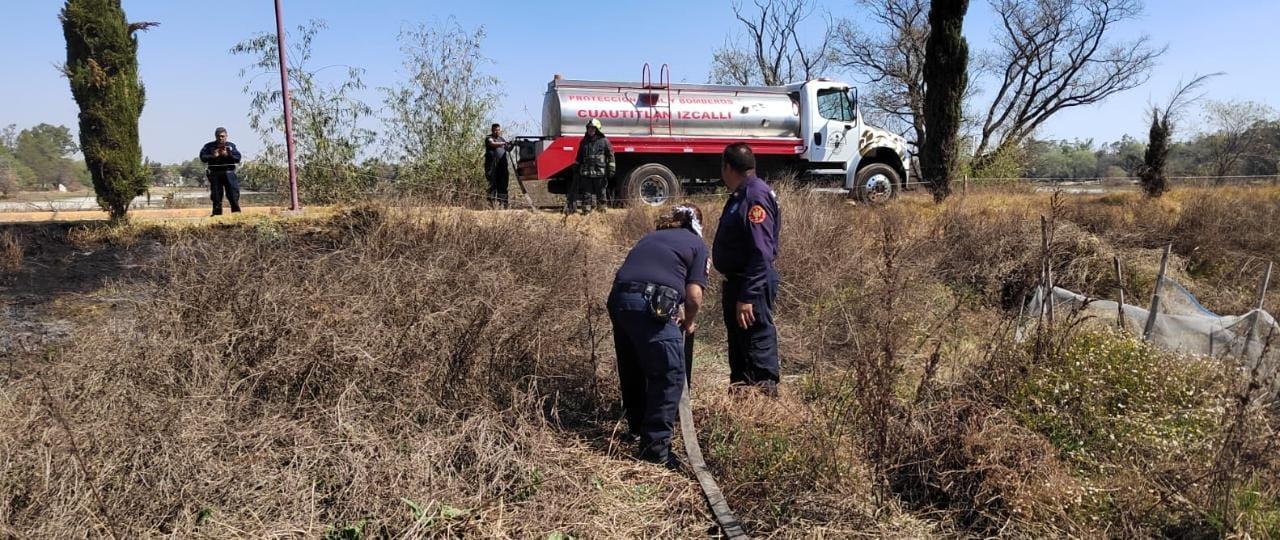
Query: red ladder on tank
[{"left": 641, "top": 63, "right": 673, "bottom": 136}]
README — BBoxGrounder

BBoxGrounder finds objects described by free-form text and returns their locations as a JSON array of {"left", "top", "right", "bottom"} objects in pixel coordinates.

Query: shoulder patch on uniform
[{"left": 748, "top": 204, "right": 767, "bottom": 224}]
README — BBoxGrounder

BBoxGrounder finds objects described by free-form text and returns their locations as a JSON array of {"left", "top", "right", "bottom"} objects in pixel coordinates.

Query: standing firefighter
[
  {"left": 484, "top": 123, "right": 511, "bottom": 209},
  {"left": 608, "top": 204, "right": 708, "bottom": 468},
  {"left": 198, "top": 127, "right": 242, "bottom": 216},
  {"left": 567, "top": 118, "right": 614, "bottom": 214},
  {"left": 713, "top": 143, "right": 782, "bottom": 396}
]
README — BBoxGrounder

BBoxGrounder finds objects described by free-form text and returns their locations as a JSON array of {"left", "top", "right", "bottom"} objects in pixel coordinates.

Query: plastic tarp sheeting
[{"left": 1023, "top": 280, "right": 1279, "bottom": 394}]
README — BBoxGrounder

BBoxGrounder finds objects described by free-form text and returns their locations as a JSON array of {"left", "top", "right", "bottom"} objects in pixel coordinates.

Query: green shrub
[{"left": 1011, "top": 330, "right": 1228, "bottom": 471}]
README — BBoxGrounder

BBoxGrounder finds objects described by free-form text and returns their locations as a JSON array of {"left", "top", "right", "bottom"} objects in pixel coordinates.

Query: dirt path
[{"left": 0, "top": 206, "right": 281, "bottom": 224}]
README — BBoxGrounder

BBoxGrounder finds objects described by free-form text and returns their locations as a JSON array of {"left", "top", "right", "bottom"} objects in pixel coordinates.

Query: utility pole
[{"left": 274, "top": 0, "right": 300, "bottom": 211}]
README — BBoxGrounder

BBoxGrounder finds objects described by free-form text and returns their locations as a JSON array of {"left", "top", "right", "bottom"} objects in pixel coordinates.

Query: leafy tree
[
  {"left": 1096, "top": 135, "right": 1146, "bottom": 177},
  {"left": 1025, "top": 139, "right": 1098, "bottom": 179},
  {"left": 61, "top": 0, "right": 156, "bottom": 221},
  {"left": 382, "top": 20, "right": 500, "bottom": 196},
  {"left": 14, "top": 124, "right": 79, "bottom": 188},
  {"left": 0, "top": 148, "right": 37, "bottom": 189},
  {"left": 232, "top": 19, "right": 375, "bottom": 204},
  {"left": 0, "top": 125, "right": 19, "bottom": 150},
  {"left": 144, "top": 157, "right": 166, "bottom": 186},
  {"left": 0, "top": 161, "right": 19, "bottom": 198},
  {"left": 177, "top": 157, "right": 205, "bottom": 186}
]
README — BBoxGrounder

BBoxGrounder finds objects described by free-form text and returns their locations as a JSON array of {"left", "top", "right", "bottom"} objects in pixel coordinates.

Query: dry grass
[
  {"left": 0, "top": 205, "right": 706, "bottom": 538},
  {"left": 0, "top": 229, "right": 21, "bottom": 274},
  {"left": 2, "top": 186, "right": 1278, "bottom": 538}
]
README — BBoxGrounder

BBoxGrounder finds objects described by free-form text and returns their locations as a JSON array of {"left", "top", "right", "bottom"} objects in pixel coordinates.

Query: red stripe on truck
[{"left": 522, "top": 136, "right": 803, "bottom": 181}]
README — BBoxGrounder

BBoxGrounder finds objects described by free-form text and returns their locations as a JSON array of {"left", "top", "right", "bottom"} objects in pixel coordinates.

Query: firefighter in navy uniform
[
  {"left": 198, "top": 127, "right": 243, "bottom": 216},
  {"left": 712, "top": 143, "right": 782, "bottom": 396},
  {"left": 608, "top": 204, "right": 708, "bottom": 468},
  {"left": 567, "top": 118, "right": 615, "bottom": 214}
]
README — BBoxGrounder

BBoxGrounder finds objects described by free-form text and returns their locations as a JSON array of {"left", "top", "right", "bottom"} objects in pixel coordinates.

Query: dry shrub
[
  {"left": 890, "top": 398, "right": 1082, "bottom": 533},
  {"left": 933, "top": 193, "right": 1153, "bottom": 309},
  {"left": 607, "top": 203, "right": 660, "bottom": 249},
  {"left": 697, "top": 390, "right": 872, "bottom": 534},
  {"left": 0, "top": 229, "right": 21, "bottom": 273},
  {"left": 1173, "top": 188, "right": 1280, "bottom": 277},
  {"left": 0, "top": 206, "right": 707, "bottom": 537},
  {"left": 1057, "top": 191, "right": 1179, "bottom": 249}
]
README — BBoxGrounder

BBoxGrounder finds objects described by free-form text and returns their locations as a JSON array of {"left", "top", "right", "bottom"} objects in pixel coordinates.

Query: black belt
[
  {"left": 207, "top": 167, "right": 236, "bottom": 173},
  {"left": 613, "top": 281, "right": 652, "bottom": 294}
]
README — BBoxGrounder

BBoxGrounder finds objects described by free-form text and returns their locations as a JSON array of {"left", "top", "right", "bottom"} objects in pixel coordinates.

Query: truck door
[{"left": 800, "top": 83, "right": 860, "bottom": 167}]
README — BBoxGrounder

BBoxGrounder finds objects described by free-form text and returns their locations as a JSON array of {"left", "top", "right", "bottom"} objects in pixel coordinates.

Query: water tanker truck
[{"left": 513, "top": 65, "right": 914, "bottom": 206}]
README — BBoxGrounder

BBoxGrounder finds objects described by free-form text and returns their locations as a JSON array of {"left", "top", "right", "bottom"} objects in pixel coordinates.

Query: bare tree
[
  {"left": 974, "top": 0, "right": 1164, "bottom": 160},
  {"left": 708, "top": 38, "right": 761, "bottom": 86},
  {"left": 708, "top": 0, "right": 834, "bottom": 86},
  {"left": 1199, "top": 99, "right": 1277, "bottom": 180},
  {"left": 832, "top": 0, "right": 929, "bottom": 143}
]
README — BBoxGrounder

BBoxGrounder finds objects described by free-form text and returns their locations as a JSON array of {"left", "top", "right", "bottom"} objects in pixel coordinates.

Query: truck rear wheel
[
  {"left": 622, "top": 163, "right": 682, "bottom": 206},
  {"left": 854, "top": 162, "right": 899, "bottom": 204}
]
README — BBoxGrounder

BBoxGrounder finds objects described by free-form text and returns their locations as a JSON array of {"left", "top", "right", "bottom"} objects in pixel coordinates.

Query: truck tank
[{"left": 543, "top": 79, "right": 801, "bottom": 139}]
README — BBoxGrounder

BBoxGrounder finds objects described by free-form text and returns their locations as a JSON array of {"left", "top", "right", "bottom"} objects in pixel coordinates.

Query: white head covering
[{"left": 673, "top": 205, "right": 702, "bottom": 237}]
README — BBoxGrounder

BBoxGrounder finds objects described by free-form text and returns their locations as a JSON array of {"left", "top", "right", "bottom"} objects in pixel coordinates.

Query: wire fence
[{"left": 3, "top": 170, "right": 1279, "bottom": 215}]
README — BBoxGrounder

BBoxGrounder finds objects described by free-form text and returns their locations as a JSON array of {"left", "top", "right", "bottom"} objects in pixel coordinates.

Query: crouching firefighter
[
  {"left": 608, "top": 204, "right": 708, "bottom": 468},
  {"left": 567, "top": 118, "right": 615, "bottom": 214}
]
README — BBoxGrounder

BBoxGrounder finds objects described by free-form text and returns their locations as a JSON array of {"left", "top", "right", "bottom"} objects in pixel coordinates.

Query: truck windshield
[{"left": 817, "top": 88, "right": 855, "bottom": 122}]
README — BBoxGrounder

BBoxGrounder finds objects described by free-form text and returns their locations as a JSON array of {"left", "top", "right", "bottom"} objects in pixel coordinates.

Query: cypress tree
[
  {"left": 1140, "top": 110, "right": 1170, "bottom": 197},
  {"left": 920, "top": 0, "right": 969, "bottom": 203},
  {"left": 61, "top": 0, "right": 155, "bottom": 221}
]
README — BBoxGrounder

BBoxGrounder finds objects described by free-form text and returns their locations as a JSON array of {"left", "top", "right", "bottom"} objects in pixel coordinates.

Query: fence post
[
  {"left": 1240, "top": 262, "right": 1273, "bottom": 359},
  {"left": 1041, "top": 216, "right": 1055, "bottom": 327},
  {"left": 1143, "top": 244, "right": 1172, "bottom": 341},
  {"left": 1256, "top": 262, "right": 1273, "bottom": 311},
  {"left": 1114, "top": 256, "right": 1126, "bottom": 331}
]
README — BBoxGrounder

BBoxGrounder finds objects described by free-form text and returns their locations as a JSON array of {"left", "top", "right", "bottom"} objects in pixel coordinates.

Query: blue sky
[{"left": 3, "top": 0, "right": 1277, "bottom": 163}]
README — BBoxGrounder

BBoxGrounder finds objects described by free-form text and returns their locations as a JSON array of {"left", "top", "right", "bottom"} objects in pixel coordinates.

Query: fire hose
[
  {"left": 495, "top": 144, "right": 535, "bottom": 209},
  {"left": 680, "top": 333, "right": 750, "bottom": 539}
]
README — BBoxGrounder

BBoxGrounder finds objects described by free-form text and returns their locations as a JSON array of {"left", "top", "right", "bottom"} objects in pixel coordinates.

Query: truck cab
[{"left": 795, "top": 79, "right": 913, "bottom": 204}]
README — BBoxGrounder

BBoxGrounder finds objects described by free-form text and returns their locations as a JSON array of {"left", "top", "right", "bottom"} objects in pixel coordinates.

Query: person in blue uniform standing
[
  {"left": 608, "top": 204, "right": 709, "bottom": 468},
  {"left": 198, "top": 127, "right": 243, "bottom": 216},
  {"left": 712, "top": 142, "right": 782, "bottom": 396}
]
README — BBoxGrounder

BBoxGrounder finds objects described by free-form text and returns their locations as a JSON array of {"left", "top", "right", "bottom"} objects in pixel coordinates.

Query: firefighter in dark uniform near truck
[
  {"left": 713, "top": 143, "right": 782, "bottom": 395},
  {"left": 484, "top": 123, "right": 511, "bottom": 209},
  {"left": 608, "top": 204, "right": 709, "bottom": 468},
  {"left": 567, "top": 118, "right": 615, "bottom": 214},
  {"left": 199, "top": 127, "right": 243, "bottom": 216}
]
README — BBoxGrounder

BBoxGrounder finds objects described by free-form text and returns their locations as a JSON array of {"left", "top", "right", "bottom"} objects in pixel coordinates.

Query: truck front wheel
[
  {"left": 854, "top": 162, "right": 900, "bottom": 204},
  {"left": 621, "top": 163, "right": 682, "bottom": 206}
]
